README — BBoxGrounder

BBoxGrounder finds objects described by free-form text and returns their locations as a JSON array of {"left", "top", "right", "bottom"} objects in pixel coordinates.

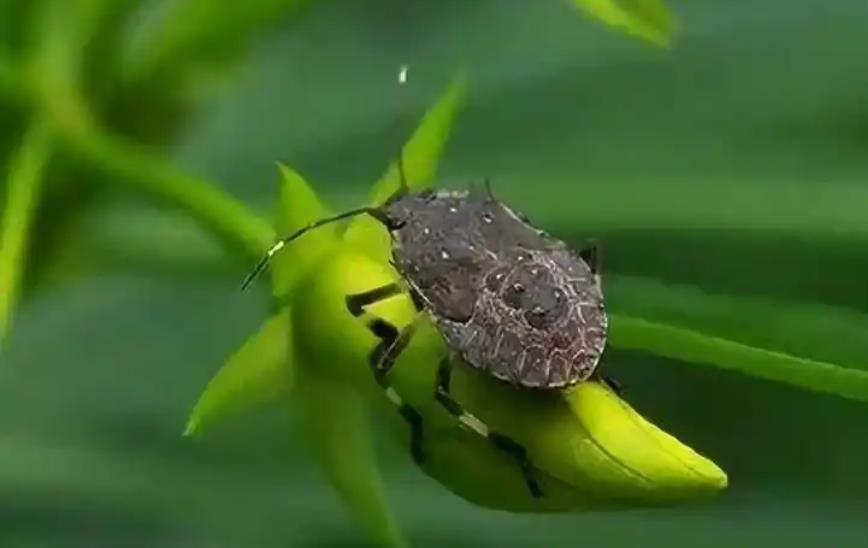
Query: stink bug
[
  {"left": 241, "top": 169, "right": 608, "bottom": 498},
  {"left": 241, "top": 67, "right": 607, "bottom": 499}
]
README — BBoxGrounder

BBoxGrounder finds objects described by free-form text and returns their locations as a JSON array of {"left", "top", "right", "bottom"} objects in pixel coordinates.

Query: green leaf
[
  {"left": 607, "top": 276, "right": 868, "bottom": 372},
  {"left": 610, "top": 315, "right": 868, "bottom": 403},
  {"left": 270, "top": 164, "right": 338, "bottom": 299},
  {"left": 0, "top": 119, "right": 51, "bottom": 347},
  {"left": 344, "top": 75, "right": 466, "bottom": 263},
  {"left": 367, "top": 74, "right": 467, "bottom": 205},
  {"left": 569, "top": 0, "right": 675, "bottom": 47},
  {"left": 184, "top": 308, "right": 292, "bottom": 437},
  {"left": 606, "top": 277, "right": 868, "bottom": 402}
]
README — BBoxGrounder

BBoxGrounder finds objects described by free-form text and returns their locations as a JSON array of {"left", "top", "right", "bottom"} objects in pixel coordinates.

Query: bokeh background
[{"left": 1, "top": 0, "right": 867, "bottom": 546}]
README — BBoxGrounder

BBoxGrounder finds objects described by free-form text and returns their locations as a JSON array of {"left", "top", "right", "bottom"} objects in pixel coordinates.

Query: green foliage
[
  {"left": 607, "top": 276, "right": 868, "bottom": 401},
  {"left": 569, "top": 0, "right": 674, "bottom": 47},
  {"left": 0, "top": 119, "right": 50, "bottom": 346},
  {"left": 271, "top": 164, "right": 335, "bottom": 298},
  {"left": 127, "top": 0, "right": 314, "bottom": 84},
  {"left": 183, "top": 308, "right": 293, "bottom": 437}
]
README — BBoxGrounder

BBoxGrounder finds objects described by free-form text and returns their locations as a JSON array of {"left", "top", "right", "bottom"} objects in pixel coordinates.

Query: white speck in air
[{"left": 398, "top": 65, "right": 409, "bottom": 85}]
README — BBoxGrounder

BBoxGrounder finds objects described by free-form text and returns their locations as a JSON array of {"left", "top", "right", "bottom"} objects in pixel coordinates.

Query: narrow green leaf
[
  {"left": 607, "top": 276, "right": 868, "bottom": 373},
  {"left": 0, "top": 120, "right": 51, "bottom": 347},
  {"left": 604, "top": 276, "right": 868, "bottom": 402},
  {"left": 270, "top": 164, "right": 338, "bottom": 299},
  {"left": 510, "top": 175, "right": 868, "bottom": 242},
  {"left": 184, "top": 308, "right": 292, "bottom": 437},
  {"left": 610, "top": 315, "right": 868, "bottom": 403},
  {"left": 344, "top": 75, "right": 466, "bottom": 263},
  {"left": 569, "top": 0, "right": 675, "bottom": 47},
  {"left": 368, "top": 75, "right": 467, "bottom": 205},
  {"left": 59, "top": 121, "right": 274, "bottom": 259}
]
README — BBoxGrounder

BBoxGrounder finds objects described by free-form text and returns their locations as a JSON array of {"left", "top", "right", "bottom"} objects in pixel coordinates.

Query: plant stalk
[{"left": 52, "top": 106, "right": 275, "bottom": 260}]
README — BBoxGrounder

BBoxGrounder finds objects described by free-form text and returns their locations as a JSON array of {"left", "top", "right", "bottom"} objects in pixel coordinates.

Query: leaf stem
[
  {"left": 59, "top": 120, "right": 275, "bottom": 260},
  {"left": 0, "top": 119, "right": 52, "bottom": 345}
]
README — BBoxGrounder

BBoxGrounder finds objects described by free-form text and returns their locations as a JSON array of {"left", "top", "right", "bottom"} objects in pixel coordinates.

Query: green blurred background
[{"left": 1, "top": 0, "right": 867, "bottom": 546}]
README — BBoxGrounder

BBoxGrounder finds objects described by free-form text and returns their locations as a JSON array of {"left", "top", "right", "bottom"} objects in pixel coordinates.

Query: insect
[{"left": 241, "top": 171, "right": 608, "bottom": 499}]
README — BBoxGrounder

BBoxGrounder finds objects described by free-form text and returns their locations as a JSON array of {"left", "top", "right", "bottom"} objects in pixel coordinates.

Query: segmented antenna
[
  {"left": 240, "top": 65, "right": 413, "bottom": 291},
  {"left": 240, "top": 207, "right": 377, "bottom": 291},
  {"left": 484, "top": 176, "right": 495, "bottom": 200}
]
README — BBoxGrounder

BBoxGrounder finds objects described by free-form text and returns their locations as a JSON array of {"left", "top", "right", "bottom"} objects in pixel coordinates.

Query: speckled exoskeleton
[{"left": 243, "top": 177, "right": 608, "bottom": 498}]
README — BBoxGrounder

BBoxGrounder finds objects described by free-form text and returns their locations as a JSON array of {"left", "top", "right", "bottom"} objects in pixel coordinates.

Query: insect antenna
[
  {"left": 484, "top": 176, "right": 495, "bottom": 201},
  {"left": 240, "top": 206, "right": 380, "bottom": 291},
  {"left": 397, "top": 150, "right": 408, "bottom": 194}
]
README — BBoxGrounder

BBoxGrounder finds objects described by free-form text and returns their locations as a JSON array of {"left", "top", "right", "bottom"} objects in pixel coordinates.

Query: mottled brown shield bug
[{"left": 242, "top": 173, "right": 608, "bottom": 498}]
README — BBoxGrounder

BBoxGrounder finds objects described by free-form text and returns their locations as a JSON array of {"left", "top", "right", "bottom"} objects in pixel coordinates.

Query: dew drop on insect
[
  {"left": 440, "top": 249, "right": 450, "bottom": 260},
  {"left": 422, "top": 227, "right": 431, "bottom": 236},
  {"left": 449, "top": 206, "right": 458, "bottom": 213}
]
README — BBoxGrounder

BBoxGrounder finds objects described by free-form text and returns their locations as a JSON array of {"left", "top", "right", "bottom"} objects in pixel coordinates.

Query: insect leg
[
  {"left": 368, "top": 316, "right": 419, "bottom": 382},
  {"left": 435, "top": 358, "right": 544, "bottom": 498},
  {"left": 362, "top": 313, "right": 427, "bottom": 464},
  {"left": 345, "top": 283, "right": 402, "bottom": 317},
  {"left": 346, "top": 284, "right": 429, "bottom": 463}
]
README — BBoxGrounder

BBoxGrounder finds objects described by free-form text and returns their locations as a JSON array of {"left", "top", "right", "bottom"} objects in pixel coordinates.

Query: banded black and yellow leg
[
  {"left": 435, "top": 358, "right": 544, "bottom": 498},
  {"left": 345, "top": 284, "right": 427, "bottom": 463}
]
